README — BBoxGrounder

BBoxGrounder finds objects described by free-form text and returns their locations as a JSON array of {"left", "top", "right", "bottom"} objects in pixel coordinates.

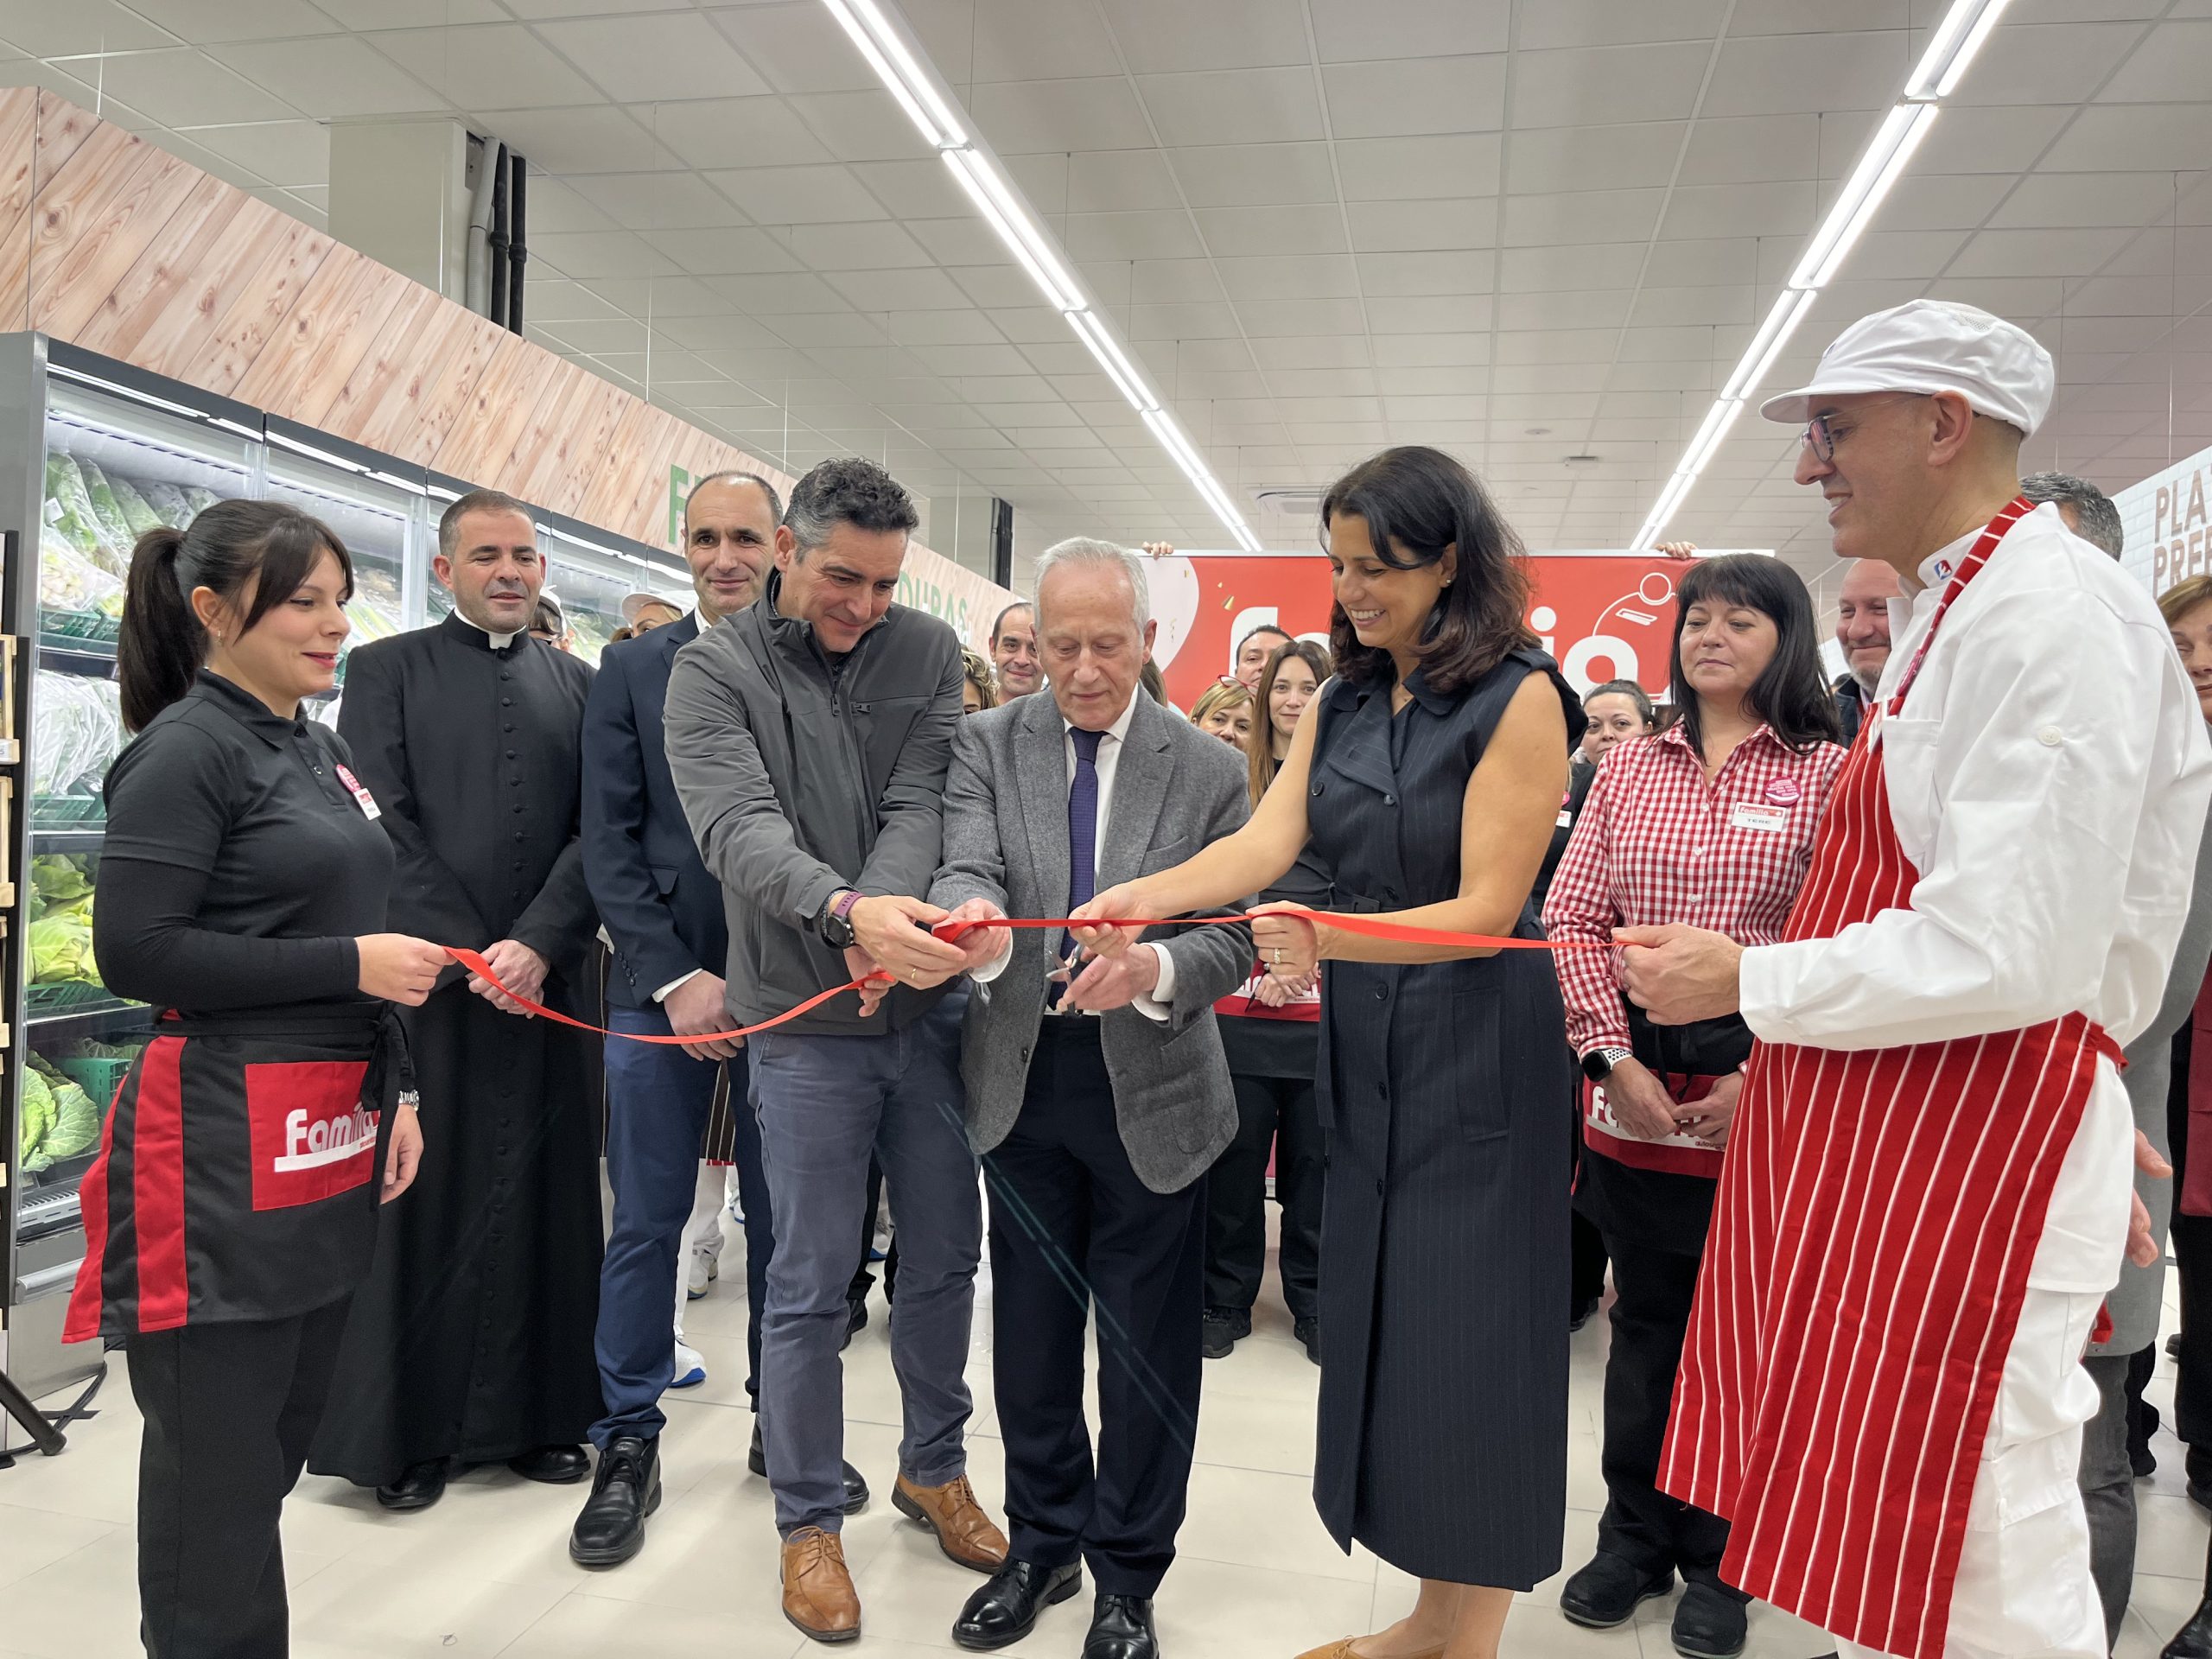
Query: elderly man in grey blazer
[{"left": 925, "top": 538, "right": 1252, "bottom": 1659}]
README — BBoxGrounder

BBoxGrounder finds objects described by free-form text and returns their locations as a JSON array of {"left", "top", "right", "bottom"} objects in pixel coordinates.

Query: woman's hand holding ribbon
[
  {"left": 1251, "top": 902, "right": 1325, "bottom": 983},
  {"left": 1068, "top": 884, "right": 1150, "bottom": 957}
]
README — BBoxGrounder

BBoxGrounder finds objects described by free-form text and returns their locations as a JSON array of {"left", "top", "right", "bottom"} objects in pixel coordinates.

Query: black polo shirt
[{"left": 96, "top": 671, "right": 396, "bottom": 1014}]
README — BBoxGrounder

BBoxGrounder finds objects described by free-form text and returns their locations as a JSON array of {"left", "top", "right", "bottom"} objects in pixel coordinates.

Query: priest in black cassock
[{"left": 309, "top": 488, "right": 604, "bottom": 1510}]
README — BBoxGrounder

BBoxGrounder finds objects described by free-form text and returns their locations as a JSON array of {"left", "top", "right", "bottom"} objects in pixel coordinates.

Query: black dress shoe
[
  {"left": 509, "top": 1444, "right": 591, "bottom": 1484},
  {"left": 376, "top": 1458, "right": 448, "bottom": 1512},
  {"left": 2164, "top": 1595, "right": 2212, "bottom": 1659},
  {"left": 747, "top": 1420, "right": 871, "bottom": 1514},
  {"left": 1671, "top": 1581, "right": 1749, "bottom": 1659},
  {"left": 1294, "top": 1317, "right": 1320, "bottom": 1366},
  {"left": 952, "top": 1560, "right": 1083, "bottom": 1650},
  {"left": 1200, "top": 1306, "right": 1249, "bottom": 1360},
  {"left": 1560, "top": 1551, "right": 1673, "bottom": 1628},
  {"left": 841, "top": 1297, "right": 868, "bottom": 1351},
  {"left": 569, "top": 1437, "right": 662, "bottom": 1568},
  {"left": 1083, "top": 1592, "right": 1158, "bottom": 1659}
]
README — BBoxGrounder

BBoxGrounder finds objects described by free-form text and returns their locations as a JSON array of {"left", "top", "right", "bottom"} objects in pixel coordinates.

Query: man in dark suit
[
  {"left": 568, "top": 472, "right": 862, "bottom": 1567},
  {"left": 926, "top": 539, "right": 1252, "bottom": 1659}
]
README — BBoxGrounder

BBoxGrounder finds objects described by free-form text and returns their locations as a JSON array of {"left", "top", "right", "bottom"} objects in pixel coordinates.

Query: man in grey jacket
[
  {"left": 664, "top": 457, "right": 1007, "bottom": 1644},
  {"left": 925, "top": 540, "right": 1251, "bottom": 1659}
]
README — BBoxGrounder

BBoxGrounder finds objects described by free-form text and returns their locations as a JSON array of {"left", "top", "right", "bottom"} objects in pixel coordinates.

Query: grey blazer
[{"left": 929, "top": 690, "right": 1254, "bottom": 1195}]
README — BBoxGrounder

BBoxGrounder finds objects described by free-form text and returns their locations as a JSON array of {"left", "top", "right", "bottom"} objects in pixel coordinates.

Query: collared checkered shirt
[{"left": 1542, "top": 722, "right": 1846, "bottom": 1057}]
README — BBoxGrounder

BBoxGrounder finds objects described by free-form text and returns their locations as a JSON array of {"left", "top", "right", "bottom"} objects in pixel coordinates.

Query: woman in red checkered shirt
[{"left": 1540, "top": 555, "right": 1846, "bottom": 1654}]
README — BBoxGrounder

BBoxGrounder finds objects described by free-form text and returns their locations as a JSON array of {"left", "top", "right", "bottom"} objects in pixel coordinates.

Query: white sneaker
[
  {"left": 686, "top": 1251, "right": 718, "bottom": 1300},
  {"left": 672, "top": 1340, "right": 707, "bottom": 1389}
]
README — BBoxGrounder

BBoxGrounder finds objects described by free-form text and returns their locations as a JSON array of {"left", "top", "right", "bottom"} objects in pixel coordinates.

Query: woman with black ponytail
[{"left": 67, "top": 499, "right": 448, "bottom": 1657}]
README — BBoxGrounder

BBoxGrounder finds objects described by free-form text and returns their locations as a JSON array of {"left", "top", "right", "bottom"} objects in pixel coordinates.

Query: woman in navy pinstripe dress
[{"left": 1077, "top": 447, "right": 1578, "bottom": 1659}]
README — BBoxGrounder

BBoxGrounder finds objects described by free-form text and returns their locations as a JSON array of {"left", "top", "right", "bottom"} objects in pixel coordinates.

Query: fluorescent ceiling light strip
[
  {"left": 1904, "top": 0, "right": 2015, "bottom": 99},
  {"left": 1789, "top": 102, "right": 1941, "bottom": 289},
  {"left": 1720, "top": 288, "right": 1817, "bottom": 403},
  {"left": 941, "top": 148, "right": 1084, "bottom": 312},
  {"left": 1142, "top": 408, "right": 1258, "bottom": 541},
  {"left": 1066, "top": 308, "right": 1160, "bottom": 413},
  {"left": 1681, "top": 398, "right": 1747, "bottom": 479},
  {"left": 817, "top": 0, "right": 963, "bottom": 147}
]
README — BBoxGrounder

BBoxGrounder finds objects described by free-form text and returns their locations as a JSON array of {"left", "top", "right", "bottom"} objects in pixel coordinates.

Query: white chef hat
[{"left": 1758, "top": 299, "right": 2055, "bottom": 438}]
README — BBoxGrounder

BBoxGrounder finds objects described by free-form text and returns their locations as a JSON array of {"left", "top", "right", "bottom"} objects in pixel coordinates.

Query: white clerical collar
[
  {"left": 1064, "top": 692, "right": 1141, "bottom": 748},
  {"left": 458, "top": 615, "right": 524, "bottom": 650}
]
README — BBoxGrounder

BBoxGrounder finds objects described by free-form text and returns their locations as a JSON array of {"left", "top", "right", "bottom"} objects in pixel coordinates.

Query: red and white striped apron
[{"left": 1658, "top": 497, "right": 2122, "bottom": 1659}]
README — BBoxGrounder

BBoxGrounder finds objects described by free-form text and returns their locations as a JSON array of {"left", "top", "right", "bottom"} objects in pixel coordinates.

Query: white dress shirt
[
  {"left": 1739, "top": 499, "right": 2212, "bottom": 1291},
  {"left": 969, "top": 691, "right": 1178, "bottom": 1020}
]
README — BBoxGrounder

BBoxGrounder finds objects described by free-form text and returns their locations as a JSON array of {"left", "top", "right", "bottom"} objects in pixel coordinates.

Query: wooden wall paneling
[
  {"left": 230, "top": 242, "right": 372, "bottom": 410},
  {"left": 432, "top": 333, "right": 559, "bottom": 485},
  {"left": 0, "top": 91, "right": 43, "bottom": 325},
  {"left": 497, "top": 357, "right": 597, "bottom": 505},
  {"left": 32, "top": 143, "right": 198, "bottom": 341},
  {"left": 29, "top": 92, "right": 97, "bottom": 192},
  {"left": 0, "top": 119, "right": 144, "bottom": 328},
  {"left": 607, "top": 405, "right": 690, "bottom": 543},
  {"left": 309, "top": 280, "right": 442, "bottom": 442},
  {"left": 572, "top": 398, "right": 660, "bottom": 530},
  {"left": 124, "top": 194, "right": 291, "bottom": 385},
  {"left": 352, "top": 303, "right": 505, "bottom": 465},
  {"left": 539, "top": 376, "right": 627, "bottom": 518},
  {"left": 67, "top": 175, "right": 245, "bottom": 365},
  {"left": 183, "top": 217, "right": 334, "bottom": 397}
]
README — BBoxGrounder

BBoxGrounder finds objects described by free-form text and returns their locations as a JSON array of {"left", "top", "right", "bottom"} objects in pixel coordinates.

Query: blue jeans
[
  {"left": 592, "top": 1004, "right": 772, "bottom": 1448},
  {"left": 748, "top": 992, "right": 979, "bottom": 1536}
]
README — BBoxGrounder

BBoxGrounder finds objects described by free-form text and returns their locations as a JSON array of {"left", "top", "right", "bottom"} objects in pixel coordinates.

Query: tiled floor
[{"left": 2, "top": 1217, "right": 2206, "bottom": 1659}]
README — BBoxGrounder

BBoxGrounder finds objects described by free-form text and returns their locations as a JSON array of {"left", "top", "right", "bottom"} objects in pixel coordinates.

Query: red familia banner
[{"left": 1151, "top": 551, "right": 1713, "bottom": 709}]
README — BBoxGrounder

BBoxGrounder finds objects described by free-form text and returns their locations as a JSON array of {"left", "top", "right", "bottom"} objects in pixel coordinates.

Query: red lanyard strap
[{"left": 1887, "top": 494, "right": 2034, "bottom": 710}]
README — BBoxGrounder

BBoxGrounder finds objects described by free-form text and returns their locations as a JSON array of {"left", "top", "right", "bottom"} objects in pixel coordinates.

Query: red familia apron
[
  {"left": 1658, "top": 497, "right": 2122, "bottom": 1659},
  {"left": 66, "top": 1007, "right": 409, "bottom": 1340}
]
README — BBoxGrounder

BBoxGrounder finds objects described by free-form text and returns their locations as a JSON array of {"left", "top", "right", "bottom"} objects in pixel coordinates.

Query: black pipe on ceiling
[
  {"left": 506, "top": 151, "right": 527, "bottom": 334},
  {"left": 486, "top": 142, "right": 510, "bottom": 329}
]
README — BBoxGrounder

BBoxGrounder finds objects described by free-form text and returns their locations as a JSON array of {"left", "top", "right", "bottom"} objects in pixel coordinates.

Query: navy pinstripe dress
[{"left": 1306, "top": 647, "right": 1576, "bottom": 1589}]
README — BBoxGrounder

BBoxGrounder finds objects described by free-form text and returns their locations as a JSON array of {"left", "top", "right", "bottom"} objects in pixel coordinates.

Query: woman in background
[
  {"left": 1188, "top": 677, "right": 1255, "bottom": 749},
  {"left": 1541, "top": 556, "right": 1842, "bottom": 1658},
  {"left": 961, "top": 648, "right": 999, "bottom": 716},
  {"left": 1248, "top": 639, "right": 1330, "bottom": 804},
  {"left": 73, "top": 500, "right": 444, "bottom": 1657}
]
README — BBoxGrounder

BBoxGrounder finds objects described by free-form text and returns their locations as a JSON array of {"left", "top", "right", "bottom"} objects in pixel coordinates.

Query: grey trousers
[
  {"left": 747, "top": 994, "right": 982, "bottom": 1538},
  {"left": 2078, "top": 1351, "right": 2137, "bottom": 1651}
]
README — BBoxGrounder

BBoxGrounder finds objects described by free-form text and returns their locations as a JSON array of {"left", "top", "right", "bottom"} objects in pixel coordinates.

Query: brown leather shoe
[
  {"left": 890, "top": 1471, "right": 1009, "bottom": 1573},
  {"left": 780, "top": 1527, "right": 860, "bottom": 1643}
]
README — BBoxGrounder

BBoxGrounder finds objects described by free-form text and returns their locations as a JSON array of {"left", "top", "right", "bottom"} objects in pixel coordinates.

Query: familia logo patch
[{"left": 245, "top": 1060, "right": 376, "bottom": 1210}]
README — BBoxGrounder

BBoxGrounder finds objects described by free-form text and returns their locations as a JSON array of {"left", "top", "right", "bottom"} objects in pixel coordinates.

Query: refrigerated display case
[{"left": 0, "top": 335, "right": 695, "bottom": 1439}]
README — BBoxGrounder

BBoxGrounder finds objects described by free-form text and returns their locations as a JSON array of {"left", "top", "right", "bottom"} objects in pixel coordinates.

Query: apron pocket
[{"left": 244, "top": 1059, "right": 375, "bottom": 1211}]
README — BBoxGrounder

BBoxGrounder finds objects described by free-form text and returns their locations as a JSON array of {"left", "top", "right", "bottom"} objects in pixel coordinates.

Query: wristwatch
[
  {"left": 818, "top": 888, "right": 863, "bottom": 950},
  {"left": 1580, "top": 1046, "right": 1633, "bottom": 1084}
]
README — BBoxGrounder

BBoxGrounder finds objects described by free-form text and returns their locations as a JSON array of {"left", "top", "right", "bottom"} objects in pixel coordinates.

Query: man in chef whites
[{"left": 1617, "top": 300, "right": 2212, "bottom": 1659}]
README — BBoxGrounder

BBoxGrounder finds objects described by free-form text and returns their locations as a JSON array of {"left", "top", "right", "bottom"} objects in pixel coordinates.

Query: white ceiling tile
[
  {"left": 975, "top": 75, "right": 1156, "bottom": 153},
  {"left": 1169, "top": 143, "right": 1338, "bottom": 207},
  {"left": 1509, "top": 123, "right": 1686, "bottom": 194},
  {"left": 711, "top": 271, "right": 853, "bottom": 313},
  {"left": 82, "top": 47, "right": 296, "bottom": 125},
  {"left": 1510, "top": 42, "right": 1712, "bottom": 130},
  {"left": 963, "top": 0, "right": 1123, "bottom": 81},
  {"left": 1127, "top": 302, "right": 1246, "bottom": 338},
  {"left": 172, "top": 119, "right": 329, "bottom": 188},
  {"left": 1268, "top": 367, "right": 1379, "bottom": 397},
  {"left": 2039, "top": 104, "right": 2212, "bottom": 172},
  {"left": 1311, "top": 0, "right": 1508, "bottom": 57},
  {"left": 1052, "top": 149, "right": 1181, "bottom": 213},
  {"left": 1321, "top": 55, "right": 1507, "bottom": 140},
  {"left": 1501, "top": 243, "right": 1648, "bottom": 291},
  {"left": 957, "top": 267, "right": 1050, "bottom": 308},
  {"left": 1871, "top": 172, "right": 2015, "bottom": 232},
  {"left": 1374, "top": 334, "right": 1490, "bottom": 365},
  {"left": 1675, "top": 114, "right": 1824, "bottom": 186},
  {"left": 1234, "top": 296, "right": 1374, "bottom": 336},
  {"left": 657, "top": 313, "right": 790, "bottom": 353},
  {"left": 1660, "top": 180, "right": 1817, "bottom": 240},
  {"left": 661, "top": 227, "right": 804, "bottom": 275},
  {"left": 786, "top": 221, "right": 934, "bottom": 270},
  {"left": 1518, "top": 0, "right": 1729, "bottom": 48},
  {"left": 782, "top": 89, "right": 938, "bottom": 162},
  {"left": 1831, "top": 228, "right": 1971, "bottom": 280},
  {"left": 0, "top": 0, "right": 178, "bottom": 52},
  {"left": 844, "top": 158, "right": 974, "bottom": 221},
  {"left": 1250, "top": 336, "right": 1370, "bottom": 369},
  {"left": 476, "top": 106, "right": 683, "bottom": 174},
  {"left": 1345, "top": 198, "right": 1498, "bottom": 252},
  {"left": 568, "top": 170, "right": 749, "bottom": 232},
  {"left": 706, "top": 163, "right": 886, "bottom": 224},
  {"left": 1498, "top": 289, "right": 1633, "bottom": 329},
  {"left": 1066, "top": 211, "right": 1209, "bottom": 262},
  {"left": 1192, "top": 204, "right": 1351, "bottom": 257},
  {"left": 1503, "top": 188, "right": 1665, "bottom": 247},
  {"left": 1138, "top": 67, "right": 1326, "bottom": 147},
  {"left": 707, "top": 3, "right": 878, "bottom": 95},
  {"left": 1699, "top": 32, "right": 1908, "bottom": 120},
  {"left": 1990, "top": 171, "right": 2184, "bottom": 228},
  {"left": 1100, "top": 0, "right": 1311, "bottom": 73},
  {"left": 538, "top": 11, "right": 770, "bottom": 103},
  {"left": 584, "top": 276, "right": 731, "bottom": 317},
  {"left": 377, "top": 23, "right": 601, "bottom": 109},
  {"left": 1950, "top": 21, "right": 2145, "bottom": 105},
  {"left": 1630, "top": 285, "right": 1760, "bottom": 327},
  {"left": 1637, "top": 238, "right": 1761, "bottom": 287},
  {"left": 636, "top": 97, "right": 832, "bottom": 169},
  {"left": 207, "top": 35, "right": 444, "bottom": 118},
  {"left": 1366, "top": 295, "right": 1495, "bottom": 334},
  {"left": 1216, "top": 253, "right": 1361, "bottom": 300},
  {"left": 530, "top": 230, "right": 683, "bottom": 280},
  {"left": 905, "top": 216, "right": 1009, "bottom": 266},
  {"left": 1949, "top": 227, "right": 2137, "bottom": 277},
  {"left": 1356, "top": 251, "right": 1491, "bottom": 297},
  {"left": 1334, "top": 133, "right": 1503, "bottom": 201},
  {"left": 1907, "top": 105, "right": 2070, "bottom": 176}
]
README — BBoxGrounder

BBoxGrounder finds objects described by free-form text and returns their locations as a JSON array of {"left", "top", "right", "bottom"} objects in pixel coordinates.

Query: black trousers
[
  {"left": 988, "top": 1020, "right": 1205, "bottom": 1598},
  {"left": 127, "top": 1297, "right": 353, "bottom": 1658},
  {"left": 1204, "top": 1071, "right": 1322, "bottom": 1323},
  {"left": 1594, "top": 1239, "right": 1744, "bottom": 1599}
]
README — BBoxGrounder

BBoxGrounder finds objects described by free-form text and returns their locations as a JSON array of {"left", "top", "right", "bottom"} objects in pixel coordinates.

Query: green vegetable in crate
[
  {"left": 46, "top": 452, "right": 126, "bottom": 575},
  {"left": 108, "top": 473, "right": 165, "bottom": 537},
  {"left": 79, "top": 459, "right": 140, "bottom": 554},
  {"left": 140, "top": 480, "right": 193, "bottom": 527},
  {"left": 181, "top": 485, "right": 220, "bottom": 517},
  {"left": 18, "top": 1065, "right": 55, "bottom": 1172},
  {"left": 32, "top": 854, "right": 93, "bottom": 910},
  {"left": 40, "top": 525, "right": 124, "bottom": 614},
  {"left": 29, "top": 912, "right": 98, "bottom": 984}
]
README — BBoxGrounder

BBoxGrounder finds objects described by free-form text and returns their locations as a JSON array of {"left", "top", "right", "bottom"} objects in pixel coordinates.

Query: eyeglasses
[{"left": 1801, "top": 393, "right": 1948, "bottom": 464}]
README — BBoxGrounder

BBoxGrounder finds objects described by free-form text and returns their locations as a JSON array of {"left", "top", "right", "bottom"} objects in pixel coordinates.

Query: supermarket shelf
[
  {"left": 27, "top": 995, "right": 149, "bottom": 1037},
  {"left": 37, "top": 637, "right": 117, "bottom": 678},
  {"left": 31, "top": 829, "right": 104, "bottom": 853}
]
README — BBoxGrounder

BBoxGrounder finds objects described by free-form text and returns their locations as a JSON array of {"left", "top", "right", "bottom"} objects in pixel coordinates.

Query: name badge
[
  {"left": 334, "top": 763, "right": 382, "bottom": 821},
  {"left": 1555, "top": 810, "right": 1575, "bottom": 828},
  {"left": 1730, "top": 802, "right": 1788, "bottom": 834}
]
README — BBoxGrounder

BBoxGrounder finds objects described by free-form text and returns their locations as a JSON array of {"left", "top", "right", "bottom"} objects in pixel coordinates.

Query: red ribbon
[{"left": 446, "top": 907, "right": 1601, "bottom": 1046}]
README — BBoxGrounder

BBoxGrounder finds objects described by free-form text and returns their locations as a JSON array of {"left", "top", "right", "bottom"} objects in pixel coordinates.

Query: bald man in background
[{"left": 1831, "top": 558, "right": 1901, "bottom": 745}]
